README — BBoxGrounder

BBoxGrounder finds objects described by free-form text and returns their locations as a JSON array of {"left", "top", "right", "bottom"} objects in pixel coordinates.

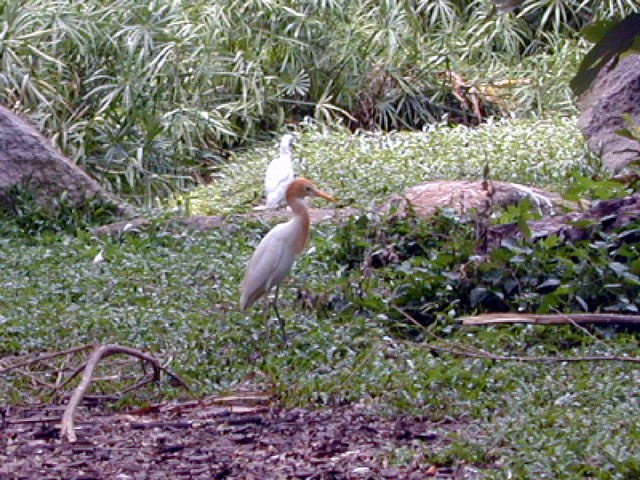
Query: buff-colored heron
[{"left": 241, "top": 177, "right": 335, "bottom": 339}]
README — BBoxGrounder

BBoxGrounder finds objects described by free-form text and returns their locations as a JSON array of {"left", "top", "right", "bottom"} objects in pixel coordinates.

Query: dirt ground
[{"left": 1, "top": 395, "right": 487, "bottom": 479}]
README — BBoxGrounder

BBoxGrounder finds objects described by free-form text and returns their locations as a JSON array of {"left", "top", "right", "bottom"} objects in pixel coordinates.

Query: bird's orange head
[{"left": 286, "top": 177, "right": 336, "bottom": 202}]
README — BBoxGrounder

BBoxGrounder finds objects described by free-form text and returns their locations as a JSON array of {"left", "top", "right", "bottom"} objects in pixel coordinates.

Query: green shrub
[
  {"left": 0, "top": 183, "right": 121, "bottom": 236},
  {"left": 2, "top": 0, "right": 635, "bottom": 202}
]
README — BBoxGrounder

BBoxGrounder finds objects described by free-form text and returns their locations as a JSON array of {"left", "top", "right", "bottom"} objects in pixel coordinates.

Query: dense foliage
[
  {"left": 3, "top": 181, "right": 640, "bottom": 476},
  {"left": 322, "top": 212, "right": 640, "bottom": 325},
  {"left": 186, "top": 116, "right": 591, "bottom": 214},
  {"left": 3, "top": 1, "right": 640, "bottom": 475},
  {"left": 2, "top": 0, "right": 637, "bottom": 202},
  {"left": 3, "top": 120, "right": 640, "bottom": 475}
]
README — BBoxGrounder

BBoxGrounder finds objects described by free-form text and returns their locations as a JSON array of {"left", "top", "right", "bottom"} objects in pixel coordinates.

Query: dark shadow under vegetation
[
  {"left": 0, "top": 183, "right": 122, "bottom": 237},
  {"left": 320, "top": 204, "right": 640, "bottom": 342}
]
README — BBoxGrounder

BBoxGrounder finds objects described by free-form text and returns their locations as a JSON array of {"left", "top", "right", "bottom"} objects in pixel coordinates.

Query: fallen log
[{"left": 458, "top": 313, "right": 640, "bottom": 326}]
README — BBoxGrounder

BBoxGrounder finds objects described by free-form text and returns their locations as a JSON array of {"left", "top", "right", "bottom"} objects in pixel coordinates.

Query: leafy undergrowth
[
  {"left": 3, "top": 120, "right": 640, "bottom": 477},
  {"left": 181, "top": 116, "right": 591, "bottom": 215}
]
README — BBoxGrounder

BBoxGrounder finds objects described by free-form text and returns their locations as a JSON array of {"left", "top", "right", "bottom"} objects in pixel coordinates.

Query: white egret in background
[{"left": 265, "top": 134, "right": 296, "bottom": 209}]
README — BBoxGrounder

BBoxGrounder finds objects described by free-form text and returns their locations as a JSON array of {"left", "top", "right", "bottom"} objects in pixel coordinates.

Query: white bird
[
  {"left": 265, "top": 134, "right": 296, "bottom": 209},
  {"left": 93, "top": 248, "right": 105, "bottom": 264},
  {"left": 241, "top": 177, "right": 335, "bottom": 339}
]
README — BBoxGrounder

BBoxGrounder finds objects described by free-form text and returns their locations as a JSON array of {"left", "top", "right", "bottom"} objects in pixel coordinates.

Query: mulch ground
[{"left": 1, "top": 395, "right": 487, "bottom": 479}]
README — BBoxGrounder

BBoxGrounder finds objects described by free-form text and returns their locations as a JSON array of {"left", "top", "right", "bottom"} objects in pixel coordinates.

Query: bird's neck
[
  {"left": 280, "top": 144, "right": 292, "bottom": 156},
  {"left": 288, "top": 196, "right": 310, "bottom": 253}
]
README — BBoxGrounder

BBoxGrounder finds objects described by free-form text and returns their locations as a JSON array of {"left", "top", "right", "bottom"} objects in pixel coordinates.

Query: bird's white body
[
  {"left": 265, "top": 134, "right": 296, "bottom": 209},
  {"left": 240, "top": 219, "right": 303, "bottom": 309},
  {"left": 240, "top": 178, "right": 335, "bottom": 312}
]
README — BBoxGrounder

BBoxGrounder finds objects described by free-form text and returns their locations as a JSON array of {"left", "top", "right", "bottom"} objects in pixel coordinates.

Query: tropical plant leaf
[{"left": 570, "top": 13, "right": 640, "bottom": 96}]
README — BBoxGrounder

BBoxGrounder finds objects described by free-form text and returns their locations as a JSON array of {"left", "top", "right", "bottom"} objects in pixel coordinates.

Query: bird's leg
[
  {"left": 272, "top": 284, "right": 287, "bottom": 343},
  {"left": 262, "top": 298, "right": 272, "bottom": 342}
]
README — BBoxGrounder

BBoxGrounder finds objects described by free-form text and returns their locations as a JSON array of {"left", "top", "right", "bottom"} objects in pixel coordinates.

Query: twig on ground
[
  {"left": 554, "top": 311, "right": 617, "bottom": 357},
  {"left": 457, "top": 312, "right": 640, "bottom": 325},
  {"left": 394, "top": 307, "right": 640, "bottom": 365},
  {"left": 54, "top": 362, "right": 90, "bottom": 392},
  {"left": 0, "top": 344, "right": 95, "bottom": 375},
  {"left": 336, "top": 343, "right": 384, "bottom": 392},
  {"left": 61, "top": 344, "right": 190, "bottom": 442},
  {"left": 21, "top": 370, "right": 57, "bottom": 390}
]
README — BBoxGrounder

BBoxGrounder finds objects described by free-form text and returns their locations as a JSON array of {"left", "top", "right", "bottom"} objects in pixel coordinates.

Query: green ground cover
[{"left": 2, "top": 117, "right": 640, "bottom": 477}]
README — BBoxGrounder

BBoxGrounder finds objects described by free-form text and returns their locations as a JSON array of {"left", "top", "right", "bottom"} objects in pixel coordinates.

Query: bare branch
[
  {"left": 54, "top": 344, "right": 189, "bottom": 442},
  {"left": 0, "top": 344, "right": 95, "bottom": 375},
  {"left": 457, "top": 313, "right": 640, "bottom": 326},
  {"left": 395, "top": 307, "right": 640, "bottom": 364}
]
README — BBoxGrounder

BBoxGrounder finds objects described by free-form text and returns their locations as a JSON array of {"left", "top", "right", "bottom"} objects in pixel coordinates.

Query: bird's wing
[
  {"left": 265, "top": 157, "right": 294, "bottom": 207},
  {"left": 240, "top": 222, "right": 298, "bottom": 308}
]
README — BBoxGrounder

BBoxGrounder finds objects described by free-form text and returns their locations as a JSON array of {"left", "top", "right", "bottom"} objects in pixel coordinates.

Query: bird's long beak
[{"left": 313, "top": 189, "right": 336, "bottom": 202}]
